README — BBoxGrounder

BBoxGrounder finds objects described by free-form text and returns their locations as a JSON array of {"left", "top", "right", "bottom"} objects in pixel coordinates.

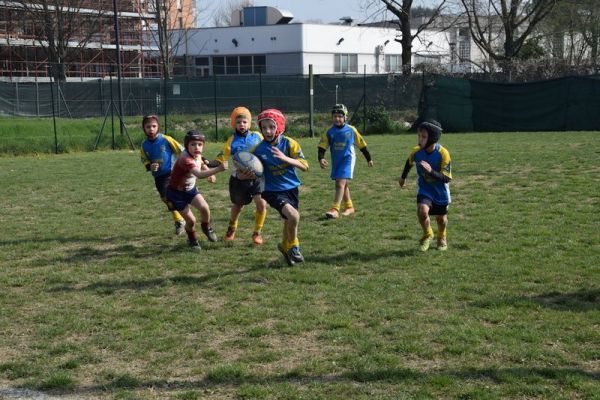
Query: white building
[{"left": 172, "top": 6, "right": 469, "bottom": 77}]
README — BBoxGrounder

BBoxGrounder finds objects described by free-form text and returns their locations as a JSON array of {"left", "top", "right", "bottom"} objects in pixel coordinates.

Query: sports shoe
[
  {"left": 419, "top": 234, "right": 433, "bottom": 252},
  {"left": 341, "top": 207, "right": 355, "bottom": 217},
  {"left": 287, "top": 246, "right": 304, "bottom": 264},
  {"left": 437, "top": 239, "right": 448, "bottom": 251},
  {"left": 224, "top": 226, "right": 236, "bottom": 241},
  {"left": 175, "top": 220, "right": 186, "bottom": 235},
  {"left": 278, "top": 243, "right": 295, "bottom": 266},
  {"left": 252, "top": 232, "right": 263, "bottom": 245},
  {"left": 188, "top": 239, "right": 201, "bottom": 250},
  {"left": 325, "top": 208, "right": 339, "bottom": 219},
  {"left": 202, "top": 225, "right": 218, "bottom": 242}
]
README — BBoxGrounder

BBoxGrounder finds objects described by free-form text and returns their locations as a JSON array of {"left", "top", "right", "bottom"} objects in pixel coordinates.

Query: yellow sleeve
[
  {"left": 439, "top": 146, "right": 452, "bottom": 180},
  {"left": 288, "top": 138, "right": 309, "bottom": 169},
  {"left": 140, "top": 147, "right": 150, "bottom": 168},
  {"left": 215, "top": 135, "right": 234, "bottom": 163},
  {"left": 407, "top": 146, "right": 420, "bottom": 166},
  {"left": 163, "top": 135, "right": 183, "bottom": 156},
  {"left": 351, "top": 126, "right": 368, "bottom": 149},
  {"left": 317, "top": 132, "right": 329, "bottom": 150}
]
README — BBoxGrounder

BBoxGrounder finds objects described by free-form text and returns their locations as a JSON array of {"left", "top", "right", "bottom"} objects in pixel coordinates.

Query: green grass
[{"left": 0, "top": 132, "right": 599, "bottom": 399}]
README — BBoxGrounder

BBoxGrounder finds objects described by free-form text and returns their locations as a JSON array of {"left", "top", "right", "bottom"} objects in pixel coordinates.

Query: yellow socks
[
  {"left": 330, "top": 203, "right": 340, "bottom": 211},
  {"left": 343, "top": 200, "right": 353, "bottom": 210},
  {"left": 228, "top": 219, "right": 239, "bottom": 230},
  {"left": 283, "top": 238, "right": 300, "bottom": 252},
  {"left": 437, "top": 228, "right": 447, "bottom": 241},
  {"left": 422, "top": 227, "right": 434, "bottom": 239},
  {"left": 253, "top": 210, "right": 267, "bottom": 233},
  {"left": 171, "top": 211, "right": 183, "bottom": 222}
]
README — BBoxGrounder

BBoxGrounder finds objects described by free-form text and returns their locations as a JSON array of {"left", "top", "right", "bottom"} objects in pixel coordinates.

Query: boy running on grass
[
  {"left": 166, "top": 131, "right": 226, "bottom": 250},
  {"left": 140, "top": 114, "right": 187, "bottom": 235},
  {"left": 318, "top": 104, "right": 373, "bottom": 219},
  {"left": 253, "top": 109, "right": 309, "bottom": 266},
  {"left": 399, "top": 120, "right": 452, "bottom": 252}
]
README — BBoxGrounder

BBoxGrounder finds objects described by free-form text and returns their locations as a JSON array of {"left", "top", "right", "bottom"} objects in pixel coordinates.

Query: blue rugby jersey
[
  {"left": 140, "top": 133, "right": 183, "bottom": 177},
  {"left": 408, "top": 143, "right": 452, "bottom": 205},
  {"left": 215, "top": 130, "right": 263, "bottom": 177},
  {"left": 253, "top": 135, "right": 308, "bottom": 192},
  {"left": 318, "top": 124, "right": 368, "bottom": 179}
]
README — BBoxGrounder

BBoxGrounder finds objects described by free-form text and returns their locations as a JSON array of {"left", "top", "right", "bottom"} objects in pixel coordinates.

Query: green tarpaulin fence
[{"left": 420, "top": 75, "right": 600, "bottom": 132}]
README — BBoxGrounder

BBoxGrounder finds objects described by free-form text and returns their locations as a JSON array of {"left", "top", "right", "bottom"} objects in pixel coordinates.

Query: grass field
[{"left": 0, "top": 132, "right": 598, "bottom": 399}]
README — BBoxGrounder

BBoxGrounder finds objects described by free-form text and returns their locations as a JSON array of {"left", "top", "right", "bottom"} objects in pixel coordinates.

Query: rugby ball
[{"left": 233, "top": 151, "right": 264, "bottom": 177}]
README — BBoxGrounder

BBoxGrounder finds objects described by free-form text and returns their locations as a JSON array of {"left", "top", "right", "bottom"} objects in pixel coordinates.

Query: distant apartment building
[{"left": 0, "top": 0, "right": 196, "bottom": 80}]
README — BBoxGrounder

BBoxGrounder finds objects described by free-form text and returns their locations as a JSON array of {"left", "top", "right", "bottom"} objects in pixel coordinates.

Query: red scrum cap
[{"left": 257, "top": 108, "right": 286, "bottom": 138}]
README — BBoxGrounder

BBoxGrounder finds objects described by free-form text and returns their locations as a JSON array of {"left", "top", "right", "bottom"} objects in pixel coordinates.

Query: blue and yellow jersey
[
  {"left": 407, "top": 143, "right": 452, "bottom": 205},
  {"left": 318, "top": 124, "right": 367, "bottom": 179},
  {"left": 253, "top": 135, "right": 308, "bottom": 192},
  {"left": 140, "top": 133, "right": 183, "bottom": 177},
  {"left": 216, "top": 130, "right": 263, "bottom": 177}
]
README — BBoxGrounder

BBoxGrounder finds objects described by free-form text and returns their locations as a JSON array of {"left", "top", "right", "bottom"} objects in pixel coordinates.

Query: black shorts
[
  {"left": 417, "top": 195, "right": 449, "bottom": 216},
  {"left": 229, "top": 175, "right": 263, "bottom": 205},
  {"left": 261, "top": 188, "right": 299, "bottom": 219},
  {"left": 154, "top": 173, "right": 171, "bottom": 199}
]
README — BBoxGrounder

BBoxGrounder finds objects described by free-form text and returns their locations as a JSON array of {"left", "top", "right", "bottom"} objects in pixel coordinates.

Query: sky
[{"left": 197, "top": 0, "right": 441, "bottom": 27}]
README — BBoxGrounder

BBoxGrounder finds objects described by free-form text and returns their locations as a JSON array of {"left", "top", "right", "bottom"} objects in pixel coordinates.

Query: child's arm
[
  {"left": 140, "top": 148, "right": 153, "bottom": 171},
  {"left": 201, "top": 160, "right": 217, "bottom": 183},
  {"left": 191, "top": 161, "right": 227, "bottom": 179},
  {"left": 353, "top": 129, "right": 373, "bottom": 167},
  {"left": 317, "top": 133, "right": 329, "bottom": 169},
  {"left": 272, "top": 146, "right": 308, "bottom": 172},
  {"left": 399, "top": 159, "right": 412, "bottom": 188},
  {"left": 418, "top": 160, "right": 452, "bottom": 183}
]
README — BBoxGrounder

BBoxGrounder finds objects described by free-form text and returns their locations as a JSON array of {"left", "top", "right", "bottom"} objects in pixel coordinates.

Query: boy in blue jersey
[
  {"left": 140, "top": 114, "right": 187, "bottom": 235},
  {"left": 399, "top": 120, "right": 452, "bottom": 251},
  {"left": 253, "top": 108, "right": 309, "bottom": 266},
  {"left": 318, "top": 104, "right": 373, "bottom": 219},
  {"left": 210, "top": 107, "right": 267, "bottom": 245}
]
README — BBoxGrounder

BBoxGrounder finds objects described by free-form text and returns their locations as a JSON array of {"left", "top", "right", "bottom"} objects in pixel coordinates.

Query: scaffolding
[{"left": 0, "top": 0, "right": 174, "bottom": 80}]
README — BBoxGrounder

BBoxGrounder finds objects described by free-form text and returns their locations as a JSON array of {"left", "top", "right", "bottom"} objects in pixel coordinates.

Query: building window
[
  {"left": 459, "top": 41, "right": 470, "bottom": 61},
  {"left": 212, "top": 55, "right": 266, "bottom": 75},
  {"left": 213, "top": 56, "right": 225, "bottom": 75},
  {"left": 334, "top": 54, "right": 358, "bottom": 73},
  {"left": 253, "top": 55, "right": 266, "bottom": 73},
  {"left": 240, "top": 56, "right": 252, "bottom": 74},
  {"left": 385, "top": 55, "right": 401, "bottom": 72}
]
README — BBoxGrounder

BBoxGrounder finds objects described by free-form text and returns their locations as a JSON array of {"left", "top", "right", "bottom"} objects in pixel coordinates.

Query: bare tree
[
  {"left": 459, "top": 0, "right": 559, "bottom": 64},
  {"left": 212, "top": 0, "right": 255, "bottom": 27},
  {"left": 149, "top": 0, "right": 197, "bottom": 79},
  {"left": 364, "top": 0, "right": 448, "bottom": 75},
  {"left": 11, "top": 0, "right": 110, "bottom": 81}
]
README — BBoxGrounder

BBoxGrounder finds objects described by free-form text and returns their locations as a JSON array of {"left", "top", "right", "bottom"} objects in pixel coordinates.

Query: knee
[{"left": 417, "top": 205, "right": 429, "bottom": 219}]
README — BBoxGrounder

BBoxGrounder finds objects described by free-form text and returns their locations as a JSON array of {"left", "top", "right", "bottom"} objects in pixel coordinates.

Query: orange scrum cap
[{"left": 230, "top": 107, "right": 252, "bottom": 129}]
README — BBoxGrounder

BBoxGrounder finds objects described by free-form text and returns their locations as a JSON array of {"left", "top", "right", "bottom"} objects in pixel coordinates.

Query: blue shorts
[
  {"left": 166, "top": 187, "right": 199, "bottom": 211},
  {"left": 417, "top": 195, "right": 448, "bottom": 216},
  {"left": 261, "top": 188, "right": 299, "bottom": 219}
]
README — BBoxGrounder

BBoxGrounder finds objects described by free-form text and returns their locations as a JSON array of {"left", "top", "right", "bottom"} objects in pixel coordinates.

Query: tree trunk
[{"left": 400, "top": 3, "right": 412, "bottom": 75}]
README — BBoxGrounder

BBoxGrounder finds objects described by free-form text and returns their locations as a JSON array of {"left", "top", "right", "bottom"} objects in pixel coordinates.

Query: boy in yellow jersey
[
  {"left": 253, "top": 109, "right": 309, "bottom": 266},
  {"left": 140, "top": 115, "right": 187, "bottom": 235},
  {"left": 209, "top": 107, "right": 267, "bottom": 245},
  {"left": 318, "top": 104, "right": 373, "bottom": 219},
  {"left": 399, "top": 120, "right": 452, "bottom": 251}
]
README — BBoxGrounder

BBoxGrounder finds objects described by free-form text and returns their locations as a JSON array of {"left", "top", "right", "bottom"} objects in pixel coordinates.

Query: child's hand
[
  {"left": 271, "top": 146, "right": 287, "bottom": 161},
  {"left": 220, "top": 160, "right": 228, "bottom": 171},
  {"left": 367, "top": 160, "right": 374, "bottom": 168},
  {"left": 419, "top": 160, "right": 432, "bottom": 173},
  {"left": 206, "top": 175, "right": 216, "bottom": 183},
  {"left": 399, "top": 177, "right": 406, "bottom": 188},
  {"left": 150, "top": 162, "right": 160, "bottom": 172},
  {"left": 319, "top": 159, "right": 328, "bottom": 169},
  {"left": 237, "top": 168, "right": 256, "bottom": 180}
]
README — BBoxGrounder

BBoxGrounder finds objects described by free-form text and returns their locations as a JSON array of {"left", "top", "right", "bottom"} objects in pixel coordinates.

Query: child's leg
[
  {"left": 341, "top": 183, "right": 355, "bottom": 215},
  {"left": 179, "top": 206, "right": 198, "bottom": 243},
  {"left": 228, "top": 203, "right": 244, "bottom": 229},
  {"left": 252, "top": 195, "right": 267, "bottom": 234},
  {"left": 281, "top": 204, "right": 300, "bottom": 251},
  {"left": 190, "top": 194, "right": 218, "bottom": 242},
  {"left": 435, "top": 214, "right": 448, "bottom": 249},
  {"left": 326, "top": 179, "right": 346, "bottom": 218},
  {"left": 417, "top": 203, "right": 433, "bottom": 251}
]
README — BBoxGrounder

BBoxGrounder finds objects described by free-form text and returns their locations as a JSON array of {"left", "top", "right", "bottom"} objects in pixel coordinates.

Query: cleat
[
  {"left": 419, "top": 234, "right": 433, "bottom": 252},
  {"left": 437, "top": 239, "right": 448, "bottom": 251},
  {"left": 252, "top": 232, "right": 263, "bottom": 245},
  {"left": 325, "top": 208, "right": 339, "bottom": 219},
  {"left": 287, "top": 246, "right": 304, "bottom": 264},
  {"left": 202, "top": 225, "right": 218, "bottom": 242},
  {"left": 175, "top": 220, "right": 186, "bottom": 235},
  {"left": 341, "top": 207, "right": 355, "bottom": 217},
  {"left": 224, "top": 227, "right": 236, "bottom": 241},
  {"left": 278, "top": 243, "right": 295, "bottom": 266},
  {"left": 188, "top": 239, "right": 201, "bottom": 251}
]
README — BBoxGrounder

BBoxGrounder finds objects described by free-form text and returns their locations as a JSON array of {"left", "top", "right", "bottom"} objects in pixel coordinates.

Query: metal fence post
[
  {"left": 309, "top": 64, "right": 314, "bottom": 138},
  {"left": 213, "top": 73, "right": 218, "bottom": 141}
]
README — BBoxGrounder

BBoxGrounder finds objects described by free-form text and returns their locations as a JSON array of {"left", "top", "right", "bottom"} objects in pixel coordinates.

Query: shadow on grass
[
  {"left": 47, "top": 264, "right": 268, "bottom": 294},
  {"left": 473, "top": 288, "right": 600, "bottom": 312},
  {"left": 36, "top": 365, "right": 599, "bottom": 397},
  {"left": 309, "top": 248, "right": 416, "bottom": 264}
]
